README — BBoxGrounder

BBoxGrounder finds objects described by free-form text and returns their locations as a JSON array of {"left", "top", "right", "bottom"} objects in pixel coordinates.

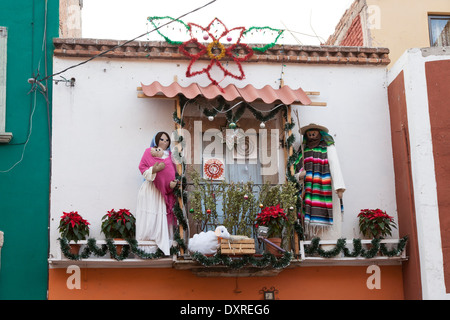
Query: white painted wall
[
  {"left": 50, "top": 55, "right": 397, "bottom": 260},
  {"left": 388, "top": 47, "right": 450, "bottom": 300}
]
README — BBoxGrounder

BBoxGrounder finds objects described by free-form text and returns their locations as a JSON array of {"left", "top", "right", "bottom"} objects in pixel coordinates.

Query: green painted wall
[{"left": 0, "top": 0, "right": 59, "bottom": 299}]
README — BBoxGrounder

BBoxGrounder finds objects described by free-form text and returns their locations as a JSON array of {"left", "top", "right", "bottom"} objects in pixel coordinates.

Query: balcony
[
  {"left": 50, "top": 180, "right": 408, "bottom": 275},
  {"left": 49, "top": 237, "right": 408, "bottom": 278}
]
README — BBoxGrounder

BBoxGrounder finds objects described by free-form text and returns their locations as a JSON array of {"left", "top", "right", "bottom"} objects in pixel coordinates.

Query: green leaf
[{"left": 147, "top": 16, "right": 190, "bottom": 46}]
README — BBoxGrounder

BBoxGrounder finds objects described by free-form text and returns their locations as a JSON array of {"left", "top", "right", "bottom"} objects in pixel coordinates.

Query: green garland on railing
[
  {"left": 304, "top": 236, "right": 408, "bottom": 259},
  {"left": 172, "top": 95, "right": 189, "bottom": 246},
  {"left": 59, "top": 238, "right": 165, "bottom": 261},
  {"left": 294, "top": 220, "right": 305, "bottom": 241},
  {"left": 191, "top": 251, "right": 292, "bottom": 270},
  {"left": 171, "top": 228, "right": 187, "bottom": 255},
  {"left": 282, "top": 108, "right": 303, "bottom": 218},
  {"left": 60, "top": 236, "right": 292, "bottom": 268},
  {"left": 60, "top": 234, "right": 408, "bottom": 263}
]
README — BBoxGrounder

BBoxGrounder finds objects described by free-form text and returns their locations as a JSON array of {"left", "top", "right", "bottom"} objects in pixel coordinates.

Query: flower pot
[
  {"left": 69, "top": 244, "right": 81, "bottom": 256},
  {"left": 266, "top": 238, "right": 282, "bottom": 257},
  {"left": 113, "top": 238, "right": 124, "bottom": 256}
]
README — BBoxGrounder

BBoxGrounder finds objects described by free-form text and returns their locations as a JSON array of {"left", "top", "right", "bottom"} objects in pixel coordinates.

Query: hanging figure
[
  {"left": 136, "top": 131, "right": 178, "bottom": 255},
  {"left": 295, "top": 123, "right": 345, "bottom": 240}
]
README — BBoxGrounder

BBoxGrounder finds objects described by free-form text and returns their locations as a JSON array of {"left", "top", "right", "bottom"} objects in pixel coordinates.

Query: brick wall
[
  {"left": 324, "top": 0, "right": 365, "bottom": 46},
  {"left": 341, "top": 14, "right": 364, "bottom": 46}
]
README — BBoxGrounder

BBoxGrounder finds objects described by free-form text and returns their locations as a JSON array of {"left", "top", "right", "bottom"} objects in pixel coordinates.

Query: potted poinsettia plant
[
  {"left": 101, "top": 208, "right": 136, "bottom": 239},
  {"left": 358, "top": 208, "right": 397, "bottom": 239},
  {"left": 58, "top": 211, "right": 90, "bottom": 255},
  {"left": 101, "top": 208, "right": 136, "bottom": 256},
  {"left": 255, "top": 204, "right": 288, "bottom": 255}
]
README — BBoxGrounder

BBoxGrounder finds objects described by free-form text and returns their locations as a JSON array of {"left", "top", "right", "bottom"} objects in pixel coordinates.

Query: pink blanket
[{"left": 139, "top": 148, "right": 177, "bottom": 227}]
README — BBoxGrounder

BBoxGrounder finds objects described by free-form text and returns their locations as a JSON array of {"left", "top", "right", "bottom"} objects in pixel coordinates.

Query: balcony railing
[
  {"left": 51, "top": 181, "right": 408, "bottom": 271},
  {"left": 183, "top": 181, "right": 297, "bottom": 255}
]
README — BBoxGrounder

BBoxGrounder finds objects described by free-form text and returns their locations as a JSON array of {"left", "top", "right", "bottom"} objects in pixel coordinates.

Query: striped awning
[{"left": 140, "top": 81, "right": 312, "bottom": 105}]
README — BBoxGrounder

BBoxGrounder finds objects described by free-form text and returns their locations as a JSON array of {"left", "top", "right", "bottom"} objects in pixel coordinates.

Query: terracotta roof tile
[
  {"left": 140, "top": 81, "right": 312, "bottom": 105},
  {"left": 53, "top": 38, "right": 390, "bottom": 66}
]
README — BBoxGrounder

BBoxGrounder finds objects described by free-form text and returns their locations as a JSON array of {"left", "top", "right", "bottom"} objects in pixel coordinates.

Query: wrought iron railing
[{"left": 183, "top": 181, "right": 299, "bottom": 254}]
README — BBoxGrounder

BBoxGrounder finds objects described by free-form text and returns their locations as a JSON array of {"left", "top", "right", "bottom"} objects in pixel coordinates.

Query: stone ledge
[
  {"left": 0, "top": 132, "right": 13, "bottom": 144},
  {"left": 53, "top": 38, "right": 390, "bottom": 66}
]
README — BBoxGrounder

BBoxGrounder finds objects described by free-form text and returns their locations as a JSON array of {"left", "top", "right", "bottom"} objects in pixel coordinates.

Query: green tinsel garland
[
  {"left": 202, "top": 98, "right": 284, "bottom": 124},
  {"left": 147, "top": 16, "right": 190, "bottom": 46},
  {"left": 59, "top": 238, "right": 165, "bottom": 261},
  {"left": 171, "top": 228, "right": 187, "bottom": 255},
  {"left": 243, "top": 26, "right": 284, "bottom": 53},
  {"left": 147, "top": 17, "right": 284, "bottom": 54},
  {"left": 171, "top": 96, "right": 189, "bottom": 243},
  {"left": 191, "top": 251, "right": 292, "bottom": 270},
  {"left": 304, "top": 236, "right": 408, "bottom": 259},
  {"left": 294, "top": 220, "right": 305, "bottom": 241}
]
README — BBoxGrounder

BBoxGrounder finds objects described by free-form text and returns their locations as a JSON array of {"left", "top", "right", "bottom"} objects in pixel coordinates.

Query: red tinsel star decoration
[
  {"left": 178, "top": 18, "right": 253, "bottom": 91},
  {"left": 148, "top": 16, "right": 284, "bottom": 91}
]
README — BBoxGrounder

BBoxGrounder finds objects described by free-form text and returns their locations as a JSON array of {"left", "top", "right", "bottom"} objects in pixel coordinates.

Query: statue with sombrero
[{"left": 295, "top": 123, "right": 346, "bottom": 240}]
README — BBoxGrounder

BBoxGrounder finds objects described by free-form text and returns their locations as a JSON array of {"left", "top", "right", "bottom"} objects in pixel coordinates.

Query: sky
[{"left": 81, "top": 0, "right": 355, "bottom": 45}]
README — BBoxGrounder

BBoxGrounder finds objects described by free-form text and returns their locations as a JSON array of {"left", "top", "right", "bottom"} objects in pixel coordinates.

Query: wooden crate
[{"left": 220, "top": 238, "right": 255, "bottom": 255}]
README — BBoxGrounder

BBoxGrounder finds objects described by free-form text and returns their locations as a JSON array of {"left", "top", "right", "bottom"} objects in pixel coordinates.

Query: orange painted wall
[{"left": 48, "top": 265, "right": 404, "bottom": 300}]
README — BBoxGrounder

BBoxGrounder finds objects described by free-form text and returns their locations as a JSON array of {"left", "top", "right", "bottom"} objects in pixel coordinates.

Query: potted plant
[
  {"left": 58, "top": 211, "right": 90, "bottom": 255},
  {"left": 358, "top": 208, "right": 397, "bottom": 239},
  {"left": 101, "top": 208, "right": 136, "bottom": 255},
  {"left": 255, "top": 204, "right": 288, "bottom": 256}
]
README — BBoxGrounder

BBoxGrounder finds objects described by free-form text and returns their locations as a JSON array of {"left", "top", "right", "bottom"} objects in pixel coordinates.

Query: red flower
[
  {"left": 59, "top": 211, "right": 90, "bottom": 243},
  {"left": 101, "top": 208, "right": 136, "bottom": 239},
  {"left": 255, "top": 204, "right": 288, "bottom": 238},
  {"left": 358, "top": 208, "right": 396, "bottom": 238},
  {"left": 61, "top": 211, "right": 90, "bottom": 227}
]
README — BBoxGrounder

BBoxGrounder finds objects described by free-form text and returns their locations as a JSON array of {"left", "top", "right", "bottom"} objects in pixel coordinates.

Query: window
[
  {"left": 183, "top": 100, "right": 285, "bottom": 243},
  {"left": 184, "top": 100, "right": 283, "bottom": 186},
  {"left": 429, "top": 15, "right": 450, "bottom": 47},
  {"left": 0, "top": 26, "right": 12, "bottom": 143}
]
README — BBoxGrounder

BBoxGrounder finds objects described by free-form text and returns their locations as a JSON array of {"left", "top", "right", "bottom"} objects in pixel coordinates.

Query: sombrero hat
[{"left": 300, "top": 123, "right": 329, "bottom": 135}]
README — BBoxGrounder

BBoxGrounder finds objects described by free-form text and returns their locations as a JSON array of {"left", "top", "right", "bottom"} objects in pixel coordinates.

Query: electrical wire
[
  {"left": 0, "top": 90, "right": 38, "bottom": 173},
  {"left": 1, "top": 0, "right": 217, "bottom": 169},
  {"left": 37, "top": 0, "right": 217, "bottom": 83}
]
